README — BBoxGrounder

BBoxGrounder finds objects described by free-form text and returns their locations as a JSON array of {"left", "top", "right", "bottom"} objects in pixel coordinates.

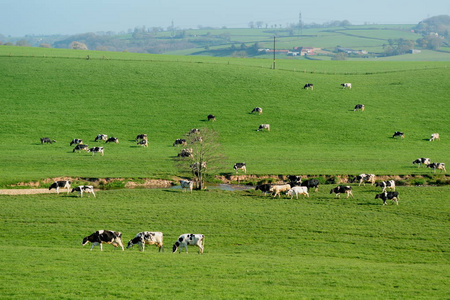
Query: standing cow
[
  {"left": 82, "top": 230, "right": 124, "bottom": 251},
  {"left": 172, "top": 233, "right": 205, "bottom": 254},
  {"left": 127, "top": 231, "right": 164, "bottom": 252},
  {"left": 49, "top": 180, "right": 71, "bottom": 194},
  {"left": 233, "top": 163, "right": 246, "bottom": 174},
  {"left": 330, "top": 185, "right": 354, "bottom": 198}
]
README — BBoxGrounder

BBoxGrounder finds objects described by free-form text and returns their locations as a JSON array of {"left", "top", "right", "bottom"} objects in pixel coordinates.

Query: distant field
[
  {"left": 1, "top": 186, "right": 449, "bottom": 298},
  {"left": 0, "top": 46, "right": 449, "bottom": 186}
]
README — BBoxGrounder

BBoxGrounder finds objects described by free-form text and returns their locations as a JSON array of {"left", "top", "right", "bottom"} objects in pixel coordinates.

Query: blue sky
[{"left": 1, "top": 0, "right": 449, "bottom": 36}]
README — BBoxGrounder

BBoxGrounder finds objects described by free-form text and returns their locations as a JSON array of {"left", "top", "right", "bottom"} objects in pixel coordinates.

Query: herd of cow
[
  {"left": 251, "top": 174, "right": 400, "bottom": 205},
  {"left": 40, "top": 134, "right": 149, "bottom": 156},
  {"left": 82, "top": 230, "right": 205, "bottom": 254}
]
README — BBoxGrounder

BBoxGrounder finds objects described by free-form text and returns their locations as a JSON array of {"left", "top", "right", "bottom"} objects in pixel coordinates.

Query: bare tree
[{"left": 174, "top": 128, "right": 225, "bottom": 190}]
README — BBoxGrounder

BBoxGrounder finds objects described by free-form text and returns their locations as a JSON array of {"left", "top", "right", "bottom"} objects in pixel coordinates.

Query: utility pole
[
  {"left": 299, "top": 12, "right": 303, "bottom": 36},
  {"left": 272, "top": 36, "right": 276, "bottom": 69}
]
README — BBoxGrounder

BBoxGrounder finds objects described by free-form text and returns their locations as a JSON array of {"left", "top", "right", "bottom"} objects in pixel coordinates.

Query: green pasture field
[
  {"left": 1, "top": 186, "right": 449, "bottom": 299},
  {"left": 0, "top": 46, "right": 449, "bottom": 186}
]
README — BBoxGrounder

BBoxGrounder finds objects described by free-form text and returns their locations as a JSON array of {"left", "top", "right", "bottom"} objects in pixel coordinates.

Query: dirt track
[{"left": 0, "top": 189, "right": 55, "bottom": 195}]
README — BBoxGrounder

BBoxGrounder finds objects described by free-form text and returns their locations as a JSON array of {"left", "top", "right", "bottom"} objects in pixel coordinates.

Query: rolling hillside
[{"left": 0, "top": 46, "right": 449, "bottom": 186}]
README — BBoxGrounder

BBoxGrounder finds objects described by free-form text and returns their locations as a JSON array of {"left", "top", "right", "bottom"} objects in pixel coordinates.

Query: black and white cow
[
  {"left": 49, "top": 180, "right": 71, "bottom": 194},
  {"left": 251, "top": 107, "right": 263, "bottom": 115},
  {"left": 94, "top": 134, "right": 108, "bottom": 142},
  {"left": 180, "top": 180, "right": 194, "bottom": 193},
  {"left": 375, "top": 191, "right": 399, "bottom": 205},
  {"left": 330, "top": 185, "right": 354, "bottom": 198},
  {"left": 255, "top": 183, "right": 272, "bottom": 196},
  {"left": 412, "top": 158, "right": 430, "bottom": 168},
  {"left": 341, "top": 83, "right": 352, "bottom": 89},
  {"left": 135, "top": 134, "right": 148, "bottom": 142},
  {"left": 301, "top": 179, "right": 319, "bottom": 192},
  {"left": 354, "top": 104, "right": 365, "bottom": 111},
  {"left": 69, "top": 138, "right": 83, "bottom": 146},
  {"left": 427, "top": 162, "right": 447, "bottom": 173},
  {"left": 137, "top": 139, "right": 148, "bottom": 147},
  {"left": 178, "top": 148, "right": 193, "bottom": 157},
  {"left": 173, "top": 139, "right": 187, "bottom": 146},
  {"left": 40, "top": 137, "right": 56, "bottom": 144},
  {"left": 257, "top": 124, "right": 270, "bottom": 131},
  {"left": 207, "top": 114, "right": 216, "bottom": 121},
  {"left": 71, "top": 185, "right": 96, "bottom": 197},
  {"left": 287, "top": 175, "right": 302, "bottom": 186},
  {"left": 393, "top": 131, "right": 404, "bottom": 138},
  {"left": 73, "top": 144, "right": 89, "bottom": 153},
  {"left": 233, "top": 163, "right": 246, "bottom": 174},
  {"left": 88, "top": 147, "right": 104, "bottom": 156},
  {"left": 429, "top": 133, "right": 440, "bottom": 142},
  {"left": 189, "top": 128, "right": 200, "bottom": 135},
  {"left": 105, "top": 137, "right": 119, "bottom": 143},
  {"left": 127, "top": 231, "right": 164, "bottom": 252},
  {"left": 353, "top": 174, "right": 375, "bottom": 186},
  {"left": 82, "top": 230, "right": 124, "bottom": 251},
  {"left": 303, "top": 83, "right": 314, "bottom": 90},
  {"left": 376, "top": 180, "right": 396, "bottom": 192},
  {"left": 172, "top": 233, "right": 205, "bottom": 254}
]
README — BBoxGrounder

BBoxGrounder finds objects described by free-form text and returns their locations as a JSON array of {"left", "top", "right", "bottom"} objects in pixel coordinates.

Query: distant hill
[{"left": 2, "top": 17, "right": 450, "bottom": 61}]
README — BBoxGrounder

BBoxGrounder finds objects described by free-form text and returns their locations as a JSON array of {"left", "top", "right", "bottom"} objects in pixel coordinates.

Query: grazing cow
[
  {"left": 178, "top": 148, "right": 193, "bottom": 157},
  {"left": 354, "top": 104, "right": 365, "bottom": 111},
  {"left": 257, "top": 124, "right": 270, "bottom": 131},
  {"left": 135, "top": 134, "right": 148, "bottom": 142},
  {"left": 40, "top": 137, "right": 56, "bottom": 144},
  {"left": 412, "top": 158, "right": 430, "bottom": 168},
  {"left": 341, "top": 83, "right": 352, "bottom": 89},
  {"left": 137, "top": 139, "right": 148, "bottom": 147},
  {"left": 255, "top": 184, "right": 272, "bottom": 196},
  {"left": 251, "top": 107, "right": 263, "bottom": 115},
  {"left": 393, "top": 131, "right": 404, "bottom": 139},
  {"left": 376, "top": 180, "right": 396, "bottom": 192},
  {"left": 172, "top": 233, "right": 205, "bottom": 254},
  {"left": 69, "top": 138, "right": 83, "bottom": 146},
  {"left": 375, "top": 191, "right": 399, "bottom": 205},
  {"left": 189, "top": 128, "right": 200, "bottom": 135},
  {"left": 105, "top": 137, "right": 119, "bottom": 144},
  {"left": 269, "top": 184, "right": 291, "bottom": 198},
  {"left": 82, "top": 230, "right": 124, "bottom": 251},
  {"left": 173, "top": 139, "right": 187, "bottom": 146},
  {"left": 88, "top": 146, "right": 104, "bottom": 156},
  {"left": 286, "top": 186, "right": 309, "bottom": 199},
  {"left": 429, "top": 133, "right": 440, "bottom": 142},
  {"left": 330, "top": 185, "right": 354, "bottom": 198},
  {"left": 287, "top": 175, "right": 302, "bottom": 186},
  {"left": 180, "top": 180, "right": 194, "bottom": 193},
  {"left": 73, "top": 144, "right": 89, "bottom": 153},
  {"left": 427, "top": 162, "right": 447, "bottom": 173},
  {"left": 301, "top": 179, "right": 319, "bottom": 192},
  {"left": 353, "top": 174, "right": 375, "bottom": 186},
  {"left": 207, "top": 114, "right": 216, "bottom": 121},
  {"left": 94, "top": 134, "right": 108, "bottom": 142},
  {"left": 127, "top": 231, "right": 164, "bottom": 252},
  {"left": 49, "top": 180, "right": 71, "bottom": 194},
  {"left": 233, "top": 163, "right": 246, "bottom": 174},
  {"left": 71, "top": 185, "right": 96, "bottom": 197},
  {"left": 303, "top": 83, "right": 314, "bottom": 90}
]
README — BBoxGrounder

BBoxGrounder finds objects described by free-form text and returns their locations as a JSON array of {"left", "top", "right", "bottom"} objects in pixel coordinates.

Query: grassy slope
[
  {"left": 1, "top": 187, "right": 449, "bottom": 298},
  {"left": 0, "top": 47, "right": 449, "bottom": 185}
]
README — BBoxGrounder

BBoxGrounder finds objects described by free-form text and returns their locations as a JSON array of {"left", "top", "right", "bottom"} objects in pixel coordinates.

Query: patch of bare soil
[{"left": 0, "top": 189, "right": 54, "bottom": 195}]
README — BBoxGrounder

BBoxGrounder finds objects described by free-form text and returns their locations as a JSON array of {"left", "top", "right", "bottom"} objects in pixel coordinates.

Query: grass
[
  {"left": 1, "top": 186, "right": 449, "bottom": 298},
  {"left": 0, "top": 47, "right": 449, "bottom": 186}
]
